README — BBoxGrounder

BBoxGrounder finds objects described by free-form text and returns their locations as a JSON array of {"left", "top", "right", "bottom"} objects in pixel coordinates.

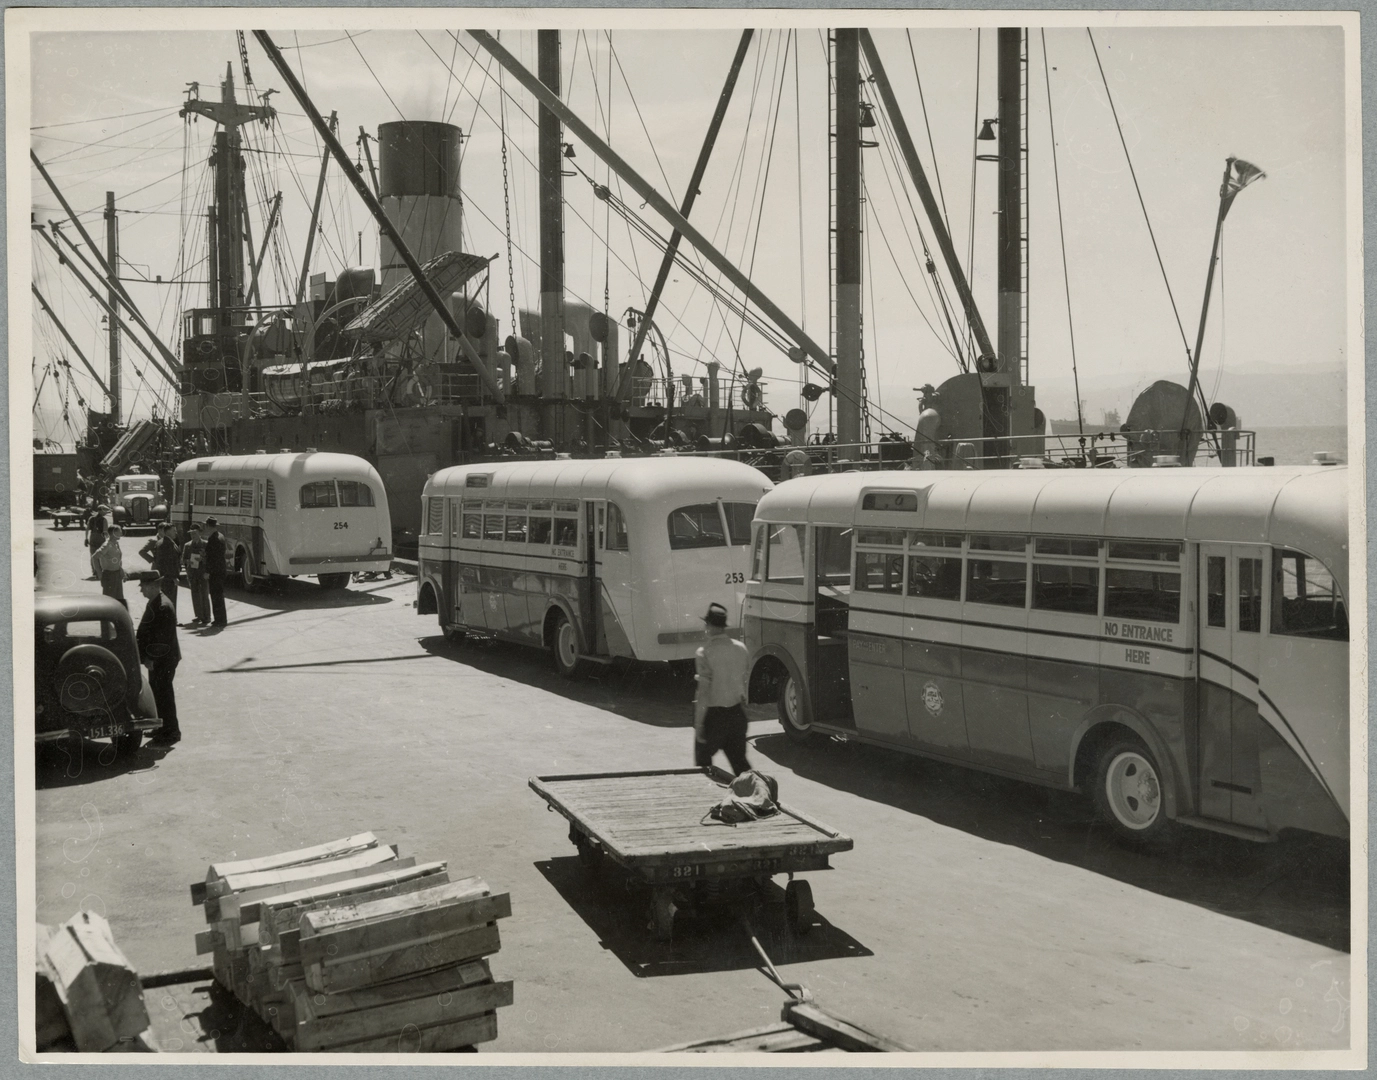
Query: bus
[
  {"left": 417, "top": 457, "right": 772, "bottom": 675},
  {"left": 170, "top": 452, "right": 393, "bottom": 590},
  {"left": 744, "top": 467, "right": 1349, "bottom": 845}
]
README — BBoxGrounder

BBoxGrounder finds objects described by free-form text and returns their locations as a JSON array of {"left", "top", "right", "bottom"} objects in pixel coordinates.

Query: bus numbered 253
[
  {"left": 417, "top": 457, "right": 772, "bottom": 675},
  {"left": 171, "top": 452, "right": 392, "bottom": 590},
  {"left": 744, "top": 466, "right": 1349, "bottom": 845}
]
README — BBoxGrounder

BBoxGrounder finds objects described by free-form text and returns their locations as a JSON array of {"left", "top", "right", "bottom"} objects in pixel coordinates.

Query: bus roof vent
[
  {"left": 556, "top": 453, "right": 572, "bottom": 460},
  {"left": 605, "top": 450, "right": 622, "bottom": 459},
  {"left": 1152, "top": 454, "right": 1182, "bottom": 468},
  {"left": 255, "top": 449, "right": 266, "bottom": 454},
  {"left": 305, "top": 447, "right": 318, "bottom": 453},
  {"left": 281, "top": 449, "right": 292, "bottom": 453}
]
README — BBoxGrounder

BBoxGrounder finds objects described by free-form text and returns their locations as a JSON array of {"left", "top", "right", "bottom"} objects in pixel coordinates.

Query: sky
[{"left": 22, "top": 13, "right": 1351, "bottom": 446}]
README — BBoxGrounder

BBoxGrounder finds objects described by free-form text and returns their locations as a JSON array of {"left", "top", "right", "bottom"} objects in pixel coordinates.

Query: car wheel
[
  {"left": 1092, "top": 736, "right": 1176, "bottom": 847},
  {"left": 550, "top": 612, "right": 587, "bottom": 679},
  {"left": 779, "top": 671, "right": 812, "bottom": 742}
]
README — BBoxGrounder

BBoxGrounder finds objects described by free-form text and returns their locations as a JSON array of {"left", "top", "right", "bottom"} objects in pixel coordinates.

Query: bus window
[
  {"left": 607, "top": 503, "right": 629, "bottom": 551},
  {"left": 750, "top": 524, "right": 766, "bottom": 580},
  {"left": 1107, "top": 541, "right": 1178, "bottom": 563},
  {"left": 856, "top": 551, "right": 904, "bottom": 594},
  {"left": 175, "top": 479, "right": 184, "bottom": 504},
  {"left": 216, "top": 487, "right": 229, "bottom": 507},
  {"left": 1031, "top": 564, "right": 1099, "bottom": 615},
  {"left": 426, "top": 497, "right": 445, "bottom": 536},
  {"left": 1104, "top": 568, "right": 1180, "bottom": 623},
  {"left": 462, "top": 501, "right": 483, "bottom": 541},
  {"left": 227, "top": 488, "right": 241, "bottom": 508},
  {"left": 722, "top": 503, "right": 755, "bottom": 545},
  {"left": 668, "top": 504, "right": 727, "bottom": 550},
  {"left": 529, "top": 501, "right": 553, "bottom": 545},
  {"left": 970, "top": 534, "right": 1027, "bottom": 553},
  {"left": 908, "top": 550, "right": 961, "bottom": 600},
  {"left": 506, "top": 503, "right": 529, "bottom": 543},
  {"left": 1272, "top": 549, "right": 1347, "bottom": 640},
  {"left": 1238, "top": 557, "right": 1263, "bottom": 632},
  {"left": 857, "top": 528, "right": 904, "bottom": 547},
  {"left": 815, "top": 527, "right": 853, "bottom": 588},
  {"left": 553, "top": 515, "right": 579, "bottom": 548},
  {"left": 967, "top": 559, "right": 1027, "bottom": 607},
  {"left": 765, "top": 524, "right": 805, "bottom": 584},
  {"left": 301, "top": 481, "right": 337, "bottom": 508},
  {"left": 265, "top": 480, "right": 277, "bottom": 510},
  {"left": 483, "top": 503, "right": 505, "bottom": 541},
  {"left": 1034, "top": 537, "right": 1099, "bottom": 558},
  {"left": 1206, "top": 556, "right": 1226, "bottom": 627},
  {"left": 338, "top": 481, "right": 375, "bottom": 507}
]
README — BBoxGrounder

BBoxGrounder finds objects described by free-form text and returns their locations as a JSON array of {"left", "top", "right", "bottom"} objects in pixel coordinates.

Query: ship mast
[
  {"left": 537, "top": 31, "right": 568, "bottom": 444},
  {"left": 834, "top": 30, "right": 864, "bottom": 449}
]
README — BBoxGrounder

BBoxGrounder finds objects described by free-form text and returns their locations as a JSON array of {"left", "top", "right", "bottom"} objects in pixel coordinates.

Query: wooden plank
[
  {"left": 190, "top": 881, "right": 209, "bottom": 906},
  {"left": 290, "top": 960, "right": 490, "bottom": 1020},
  {"left": 221, "top": 857, "right": 420, "bottom": 926},
  {"left": 660, "top": 1023, "right": 827, "bottom": 1053},
  {"left": 35, "top": 925, "right": 71, "bottom": 1052},
  {"left": 781, "top": 1001, "right": 910, "bottom": 1053},
  {"left": 319, "top": 1010, "right": 498, "bottom": 1053},
  {"left": 194, "top": 929, "right": 222, "bottom": 956},
  {"left": 257, "top": 862, "right": 448, "bottom": 943},
  {"left": 305, "top": 922, "right": 502, "bottom": 995},
  {"left": 42, "top": 912, "right": 149, "bottom": 1052},
  {"left": 209, "top": 846, "right": 399, "bottom": 900},
  {"left": 206, "top": 832, "right": 380, "bottom": 880},
  {"left": 299, "top": 876, "right": 490, "bottom": 934},
  {"left": 290, "top": 980, "right": 512, "bottom": 1051},
  {"left": 301, "top": 894, "right": 510, "bottom": 971}
]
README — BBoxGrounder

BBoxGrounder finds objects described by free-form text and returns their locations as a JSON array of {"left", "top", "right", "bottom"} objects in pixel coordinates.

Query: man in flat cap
[
  {"left": 135, "top": 571, "right": 182, "bottom": 746},
  {"left": 692, "top": 601, "right": 752, "bottom": 776}
]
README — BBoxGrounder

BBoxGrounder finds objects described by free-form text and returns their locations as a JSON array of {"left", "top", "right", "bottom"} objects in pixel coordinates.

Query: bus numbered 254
[
  {"left": 744, "top": 466, "right": 1349, "bottom": 845},
  {"left": 171, "top": 452, "right": 393, "bottom": 590},
  {"left": 417, "top": 457, "right": 772, "bottom": 675}
]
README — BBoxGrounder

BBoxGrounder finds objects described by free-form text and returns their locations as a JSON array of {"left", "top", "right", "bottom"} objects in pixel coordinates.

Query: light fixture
[
  {"left": 858, "top": 102, "right": 877, "bottom": 129},
  {"left": 563, "top": 143, "right": 576, "bottom": 159},
  {"left": 977, "top": 118, "right": 997, "bottom": 141}
]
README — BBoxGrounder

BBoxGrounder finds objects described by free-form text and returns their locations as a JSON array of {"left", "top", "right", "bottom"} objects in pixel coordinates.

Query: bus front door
[
  {"left": 1196, "top": 543, "right": 1268, "bottom": 830},
  {"left": 809, "top": 525, "right": 855, "bottom": 728}
]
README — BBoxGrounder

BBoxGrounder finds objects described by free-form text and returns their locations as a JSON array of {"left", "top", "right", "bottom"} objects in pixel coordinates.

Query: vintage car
[
  {"left": 110, "top": 473, "right": 169, "bottom": 531},
  {"left": 35, "top": 593, "right": 162, "bottom": 759}
]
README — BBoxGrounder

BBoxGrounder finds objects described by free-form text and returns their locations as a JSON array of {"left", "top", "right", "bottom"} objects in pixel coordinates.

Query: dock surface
[{"left": 30, "top": 521, "right": 1353, "bottom": 1054}]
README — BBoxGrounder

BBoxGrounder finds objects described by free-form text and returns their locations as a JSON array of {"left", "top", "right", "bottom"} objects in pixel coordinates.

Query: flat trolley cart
[{"left": 529, "top": 767, "right": 853, "bottom": 941}]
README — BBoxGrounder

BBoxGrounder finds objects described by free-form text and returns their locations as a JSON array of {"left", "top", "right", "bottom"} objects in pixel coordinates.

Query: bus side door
[
  {"left": 1196, "top": 543, "right": 1267, "bottom": 829},
  {"left": 591, "top": 499, "right": 633, "bottom": 657},
  {"left": 810, "top": 525, "right": 855, "bottom": 727}
]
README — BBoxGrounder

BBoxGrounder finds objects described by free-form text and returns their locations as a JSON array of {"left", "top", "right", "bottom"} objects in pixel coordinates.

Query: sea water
[{"left": 1250, "top": 425, "right": 1350, "bottom": 466}]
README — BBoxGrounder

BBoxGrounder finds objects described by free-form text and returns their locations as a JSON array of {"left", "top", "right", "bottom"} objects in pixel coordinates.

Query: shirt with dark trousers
[
  {"left": 182, "top": 538, "right": 210, "bottom": 623},
  {"left": 137, "top": 591, "right": 181, "bottom": 738},
  {"left": 205, "top": 531, "right": 228, "bottom": 625},
  {"left": 140, "top": 535, "right": 182, "bottom": 611},
  {"left": 693, "top": 632, "right": 753, "bottom": 776}
]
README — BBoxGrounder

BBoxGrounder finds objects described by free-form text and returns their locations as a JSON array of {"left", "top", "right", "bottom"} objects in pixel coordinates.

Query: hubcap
[
  {"left": 1105, "top": 750, "right": 1162, "bottom": 830},
  {"left": 782, "top": 676, "right": 806, "bottom": 731},
  {"left": 557, "top": 622, "right": 576, "bottom": 668}
]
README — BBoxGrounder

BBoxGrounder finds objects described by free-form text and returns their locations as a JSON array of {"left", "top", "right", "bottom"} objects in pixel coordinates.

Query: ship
[{"left": 31, "top": 28, "right": 1269, "bottom": 550}]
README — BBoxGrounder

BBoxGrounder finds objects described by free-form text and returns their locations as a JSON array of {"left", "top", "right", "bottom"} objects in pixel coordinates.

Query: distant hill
[{"left": 1036, "top": 363, "right": 1347, "bottom": 428}]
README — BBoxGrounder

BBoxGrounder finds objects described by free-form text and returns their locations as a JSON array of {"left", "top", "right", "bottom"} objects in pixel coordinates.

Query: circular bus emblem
[{"left": 922, "top": 681, "right": 944, "bottom": 716}]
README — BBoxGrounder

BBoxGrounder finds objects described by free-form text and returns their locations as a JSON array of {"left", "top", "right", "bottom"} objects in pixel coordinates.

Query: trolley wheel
[
  {"left": 569, "top": 827, "right": 604, "bottom": 873},
  {"left": 650, "top": 888, "right": 676, "bottom": 942},
  {"left": 779, "top": 672, "right": 813, "bottom": 742},
  {"left": 1092, "top": 735, "right": 1176, "bottom": 848},
  {"left": 550, "top": 612, "right": 587, "bottom": 680},
  {"left": 112, "top": 730, "right": 142, "bottom": 761},
  {"left": 784, "top": 879, "right": 814, "bottom": 937}
]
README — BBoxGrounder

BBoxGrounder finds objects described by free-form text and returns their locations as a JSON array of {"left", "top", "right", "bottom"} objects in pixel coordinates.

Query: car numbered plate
[{"left": 86, "top": 724, "right": 128, "bottom": 740}]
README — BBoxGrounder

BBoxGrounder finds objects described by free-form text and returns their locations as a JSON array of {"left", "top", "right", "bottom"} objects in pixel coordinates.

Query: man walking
[
  {"left": 86, "top": 504, "right": 110, "bottom": 580},
  {"left": 181, "top": 523, "right": 211, "bottom": 626},
  {"left": 204, "top": 517, "right": 228, "bottom": 627},
  {"left": 136, "top": 571, "right": 181, "bottom": 746},
  {"left": 139, "top": 523, "right": 182, "bottom": 613},
  {"left": 692, "top": 602, "right": 753, "bottom": 776},
  {"left": 93, "top": 524, "right": 127, "bottom": 608}
]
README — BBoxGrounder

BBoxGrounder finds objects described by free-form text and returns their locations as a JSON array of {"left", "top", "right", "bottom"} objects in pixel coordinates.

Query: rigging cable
[
  {"left": 964, "top": 29, "right": 981, "bottom": 364},
  {"left": 1040, "top": 30, "right": 1084, "bottom": 436},
  {"left": 1085, "top": 30, "right": 1199, "bottom": 398},
  {"left": 905, "top": 29, "right": 953, "bottom": 237}
]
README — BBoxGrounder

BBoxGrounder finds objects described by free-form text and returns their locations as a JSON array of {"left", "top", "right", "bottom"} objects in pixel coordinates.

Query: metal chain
[{"left": 498, "top": 61, "right": 517, "bottom": 339}]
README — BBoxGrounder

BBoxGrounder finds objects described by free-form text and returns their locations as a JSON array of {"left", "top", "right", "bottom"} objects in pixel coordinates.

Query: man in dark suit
[
  {"left": 139, "top": 522, "right": 182, "bottom": 613},
  {"left": 136, "top": 571, "right": 181, "bottom": 746},
  {"left": 204, "top": 517, "right": 228, "bottom": 627}
]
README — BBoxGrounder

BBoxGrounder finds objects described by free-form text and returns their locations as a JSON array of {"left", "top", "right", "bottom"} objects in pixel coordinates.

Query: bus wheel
[
  {"left": 318, "top": 573, "right": 351, "bottom": 590},
  {"left": 779, "top": 672, "right": 812, "bottom": 742},
  {"left": 442, "top": 623, "right": 466, "bottom": 644},
  {"left": 1093, "top": 737, "right": 1174, "bottom": 846},
  {"left": 238, "top": 551, "right": 257, "bottom": 591},
  {"left": 550, "top": 612, "right": 587, "bottom": 679}
]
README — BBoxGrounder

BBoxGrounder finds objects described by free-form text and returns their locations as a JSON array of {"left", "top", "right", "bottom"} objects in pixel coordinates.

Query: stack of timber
[
  {"left": 36, "top": 913, "right": 155, "bottom": 1052},
  {"left": 190, "top": 832, "right": 512, "bottom": 1052}
]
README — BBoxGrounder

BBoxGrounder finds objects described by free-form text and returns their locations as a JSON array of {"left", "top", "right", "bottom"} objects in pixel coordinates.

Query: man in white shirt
[{"left": 693, "top": 602, "right": 752, "bottom": 776}]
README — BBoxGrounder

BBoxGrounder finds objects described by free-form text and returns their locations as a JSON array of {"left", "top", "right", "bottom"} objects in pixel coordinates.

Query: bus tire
[
  {"left": 442, "top": 623, "right": 466, "bottom": 644},
  {"left": 550, "top": 611, "right": 587, "bottom": 679},
  {"left": 237, "top": 551, "right": 257, "bottom": 592},
  {"left": 318, "top": 573, "right": 351, "bottom": 591},
  {"left": 1092, "top": 736, "right": 1175, "bottom": 847},
  {"left": 779, "top": 671, "right": 813, "bottom": 742}
]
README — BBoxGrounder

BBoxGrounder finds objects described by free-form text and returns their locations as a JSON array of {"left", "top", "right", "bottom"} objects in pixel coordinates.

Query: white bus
[
  {"left": 417, "top": 457, "right": 772, "bottom": 674},
  {"left": 170, "top": 452, "right": 393, "bottom": 590},
  {"left": 744, "top": 467, "right": 1349, "bottom": 845}
]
